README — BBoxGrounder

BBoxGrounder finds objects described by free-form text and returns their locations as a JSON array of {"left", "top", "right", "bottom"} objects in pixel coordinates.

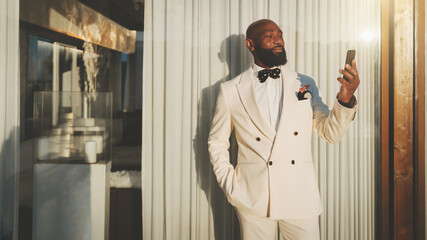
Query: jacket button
[
  {"left": 294, "top": 131, "right": 298, "bottom": 136},
  {"left": 268, "top": 161, "right": 273, "bottom": 166},
  {"left": 256, "top": 137, "right": 260, "bottom": 141},
  {"left": 291, "top": 160, "right": 295, "bottom": 165}
]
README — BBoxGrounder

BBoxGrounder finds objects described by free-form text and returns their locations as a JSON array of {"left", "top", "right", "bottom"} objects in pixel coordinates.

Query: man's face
[{"left": 251, "top": 21, "right": 287, "bottom": 68}]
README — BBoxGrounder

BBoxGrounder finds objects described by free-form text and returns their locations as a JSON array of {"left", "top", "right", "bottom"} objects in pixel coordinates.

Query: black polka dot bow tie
[{"left": 257, "top": 68, "right": 281, "bottom": 83}]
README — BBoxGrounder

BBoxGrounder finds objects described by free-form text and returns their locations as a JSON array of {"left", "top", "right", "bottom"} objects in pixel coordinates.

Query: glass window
[{"left": 18, "top": 0, "right": 143, "bottom": 238}]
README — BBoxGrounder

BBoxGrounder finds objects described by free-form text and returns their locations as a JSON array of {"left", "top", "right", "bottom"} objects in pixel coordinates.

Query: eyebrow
[{"left": 263, "top": 30, "right": 283, "bottom": 34}]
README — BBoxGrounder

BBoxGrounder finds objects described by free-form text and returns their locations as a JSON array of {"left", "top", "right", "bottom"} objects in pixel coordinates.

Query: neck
[{"left": 254, "top": 59, "right": 273, "bottom": 69}]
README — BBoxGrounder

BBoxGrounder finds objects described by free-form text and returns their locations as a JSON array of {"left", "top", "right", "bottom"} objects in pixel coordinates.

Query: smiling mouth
[{"left": 272, "top": 46, "right": 284, "bottom": 52}]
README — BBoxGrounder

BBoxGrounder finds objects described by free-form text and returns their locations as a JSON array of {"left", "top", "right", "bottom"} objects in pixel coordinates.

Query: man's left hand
[{"left": 337, "top": 60, "right": 360, "bottom": 103}]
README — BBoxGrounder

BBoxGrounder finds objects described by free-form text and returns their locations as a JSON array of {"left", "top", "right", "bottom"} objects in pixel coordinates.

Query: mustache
[{"left": 272, "top": 45, "right": 285, "bottom": 50}]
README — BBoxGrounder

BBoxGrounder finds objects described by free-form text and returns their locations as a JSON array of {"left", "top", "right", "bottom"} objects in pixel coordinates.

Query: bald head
[{"left": 246, "top": 19, "right": 279, "bottom": 40}]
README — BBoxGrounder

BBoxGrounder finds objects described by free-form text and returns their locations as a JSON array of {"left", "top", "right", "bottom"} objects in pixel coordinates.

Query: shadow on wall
[
  {"left": 193, "top": 34, "right": 252, "bottom": 240},
  {"left": 0, "top": 128, "right": 19, "bottom": 240}
]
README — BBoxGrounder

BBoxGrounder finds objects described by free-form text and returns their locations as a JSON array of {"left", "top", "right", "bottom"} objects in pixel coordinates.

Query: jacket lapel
[
  {"left": 275, "top": 65, "right": 299, "bottom": 138},
  {"left": 236, "top": 68, "right": 276, "bottom": 142}
]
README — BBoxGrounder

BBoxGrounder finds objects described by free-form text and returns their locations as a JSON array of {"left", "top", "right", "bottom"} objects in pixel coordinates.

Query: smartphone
[{"left": 344, "top": 50, "right": 356, "bottom": 81}]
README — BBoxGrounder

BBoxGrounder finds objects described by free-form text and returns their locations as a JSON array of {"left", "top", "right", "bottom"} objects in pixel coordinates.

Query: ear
[{"left": 245, "top": 39, "right": 255, "bottom": 52}]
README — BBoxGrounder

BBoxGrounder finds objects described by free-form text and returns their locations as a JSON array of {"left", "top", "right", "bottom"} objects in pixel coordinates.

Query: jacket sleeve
[
  {"left": 310, "top": 80, "right": 358, "bottom": 143},
  {"left": 208, "top": 84, "right": 235, "bottom": 196}
]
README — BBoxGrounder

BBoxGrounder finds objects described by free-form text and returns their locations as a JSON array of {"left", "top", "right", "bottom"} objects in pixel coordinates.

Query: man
[{"left": 208, "top": 19, "right": 359, "bottom": 239}]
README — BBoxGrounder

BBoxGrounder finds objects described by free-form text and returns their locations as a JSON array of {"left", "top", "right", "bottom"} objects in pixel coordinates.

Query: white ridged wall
[
  {"left": 142, "top": 0, "right": 380, "bottom": 239},
  {"left": 0, "top": 0, "right": 20, "bottom": 239}
]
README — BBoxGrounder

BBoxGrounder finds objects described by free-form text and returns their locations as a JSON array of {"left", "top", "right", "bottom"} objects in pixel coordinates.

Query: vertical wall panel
[
  {"left": 415, "top": 0, "right": 425, "bottom": 238},
  {"left": 380, "top": 0, "right": 391, "bottom": 239},
  {"left": 0, "top": 0, "right": 20, "bottom": 239},
  {"left": 381, "top": 0, "right": 426, "bottom": 238},
  {"left": 393, "top": 0, "right": 414, "bottom": 238},
  {"left": 425, "top": 0, "right": 427, "bottom": 237}
]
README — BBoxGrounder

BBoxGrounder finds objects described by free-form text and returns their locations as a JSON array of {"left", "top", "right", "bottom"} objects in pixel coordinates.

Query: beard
[{"left": 255, "top": 44, "right": 287, "bottom": 68}]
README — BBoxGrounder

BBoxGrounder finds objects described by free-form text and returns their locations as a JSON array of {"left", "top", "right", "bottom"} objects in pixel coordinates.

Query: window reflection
[
  {"left": 21, "top": 32, "right": 142, "bottom": 170},
  {"left": 19, "top": 0, "right": 143, "bottom": 238}
]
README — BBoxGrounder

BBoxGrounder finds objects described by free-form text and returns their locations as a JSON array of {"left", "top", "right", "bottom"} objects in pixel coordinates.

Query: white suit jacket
[{"left": 208, "top": 65, "right": 358, "bottom": 220}]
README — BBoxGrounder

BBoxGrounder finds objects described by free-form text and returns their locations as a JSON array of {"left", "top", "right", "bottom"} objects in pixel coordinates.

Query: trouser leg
[
  {"left": 278, "top": 216, "right": 320, "bottom": 240},
  {"left": 235, "top": 209, "right": 278, "bottom": 240}
]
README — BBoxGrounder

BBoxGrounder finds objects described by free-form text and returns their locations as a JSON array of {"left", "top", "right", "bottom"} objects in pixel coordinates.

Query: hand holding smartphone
[
  {"left": 337, "top": 49, "right": 359, "bottom": 106},
  {"left": 344, "top": 50, "right": 356, "bottom": 81}
]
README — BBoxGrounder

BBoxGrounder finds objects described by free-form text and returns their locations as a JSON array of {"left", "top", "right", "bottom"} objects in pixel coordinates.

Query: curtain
[
  {"left": 0, "top": 0, "right": 20, "bottom": 239},
  {"left": 142, "top": 0, "right": 380, "bottom": 239}
]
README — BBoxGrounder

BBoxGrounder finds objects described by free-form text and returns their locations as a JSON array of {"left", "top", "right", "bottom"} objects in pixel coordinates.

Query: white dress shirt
[{"left": 252, "top": 64, "right": 283, "bottom": 131}]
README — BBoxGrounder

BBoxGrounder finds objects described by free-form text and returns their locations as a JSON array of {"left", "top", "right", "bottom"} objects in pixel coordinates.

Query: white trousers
[{"left": 236, "top": 209, "right": 320, "bottom": 240}]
